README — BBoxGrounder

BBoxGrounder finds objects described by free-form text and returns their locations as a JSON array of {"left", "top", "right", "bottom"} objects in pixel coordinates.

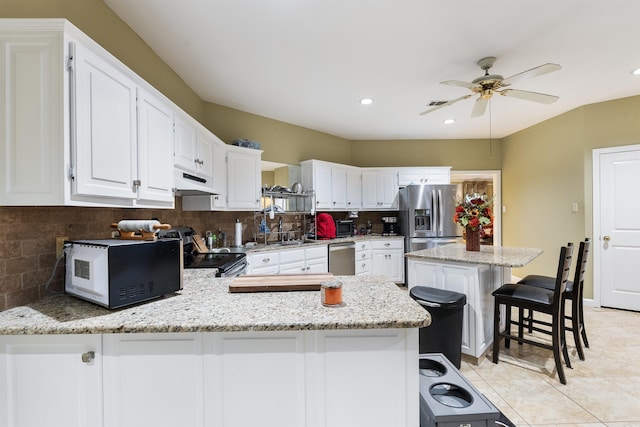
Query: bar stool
[
  {"left": 517, "top": 238, "right": 591, "bottom": 360},
  {"left": 492, "top": 245, "right": 573, "bottom": 384}
]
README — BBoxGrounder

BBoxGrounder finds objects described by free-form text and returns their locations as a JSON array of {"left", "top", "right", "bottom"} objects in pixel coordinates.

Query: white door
[{"left": 594, "top": 144, "right": 640, "bottom": 311}]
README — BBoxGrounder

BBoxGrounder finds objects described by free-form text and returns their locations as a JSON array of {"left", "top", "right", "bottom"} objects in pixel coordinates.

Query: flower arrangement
[{"left": 452, "top": 194, "right": 493, "bottom": 231}]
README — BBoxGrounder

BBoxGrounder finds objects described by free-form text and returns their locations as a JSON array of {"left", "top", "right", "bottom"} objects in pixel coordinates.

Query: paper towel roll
[{"left": 234, "top": 221, "right": 243, "bottom": 247}]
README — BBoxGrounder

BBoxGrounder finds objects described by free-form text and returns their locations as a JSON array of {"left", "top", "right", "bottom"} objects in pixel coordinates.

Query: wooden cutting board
[{"left": 229, "top": 273, "right": 335, "bottom": 293}]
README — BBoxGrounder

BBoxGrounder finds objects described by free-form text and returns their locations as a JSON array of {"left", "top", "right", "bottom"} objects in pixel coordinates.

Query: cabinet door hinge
[
  {"left": 133, "top": 179, "right": 141, "bottom": 189},
  {"left": 66, "top": 43, "right": 75, "bottom": 72},
  {"left": 68, "top": 165, "right": 75, "bottom": 181}
]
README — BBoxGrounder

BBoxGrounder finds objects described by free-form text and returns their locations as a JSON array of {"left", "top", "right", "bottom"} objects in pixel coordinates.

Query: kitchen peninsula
[
  {"left": 0, "top": 271, "right": 429, "bottom": 427},
  {"left": 405, "top": 244, "right": 542, "bottom": 361}
]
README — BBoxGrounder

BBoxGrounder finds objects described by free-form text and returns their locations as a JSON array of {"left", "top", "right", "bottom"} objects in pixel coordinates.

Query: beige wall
[
  {"left": 502, "top": 95, "right": 640, "bottom": 298},
  {"left": 350, "top": 138, "right": 502, "bottom": 169},
  {"left": 202, "top": 103, "right": 352, "bottom": 165}
]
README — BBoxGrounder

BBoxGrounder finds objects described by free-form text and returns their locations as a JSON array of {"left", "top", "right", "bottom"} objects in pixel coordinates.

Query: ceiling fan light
[
  {"left": 443, "top": 119, "right": 455, "bottom": 124},
  {"left": 359, "top": 98, "right": 374, "bottom": 105},
  {"left": 632, "top": 68, "right": 640, "bottom": 76}
]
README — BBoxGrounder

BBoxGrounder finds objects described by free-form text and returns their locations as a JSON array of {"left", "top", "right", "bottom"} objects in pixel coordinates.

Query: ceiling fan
[{"left": 420, "top": 56, "right": 561, "bottom": 118}]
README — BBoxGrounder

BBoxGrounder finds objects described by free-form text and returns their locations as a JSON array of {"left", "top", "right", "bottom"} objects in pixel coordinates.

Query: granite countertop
[
  {"left": 0, "top": 270, "right": 430, "bottom": 335},
  {"left": 405, "top": 244, "right": 543, "bottom": 268},
  {"left": 246, "top": 234, "right": 404, "bottom": 253}
]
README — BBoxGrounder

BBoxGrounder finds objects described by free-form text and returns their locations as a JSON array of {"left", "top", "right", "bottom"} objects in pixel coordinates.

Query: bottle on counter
[
  {"left": 366, "top": 221, "right": 372, "bottom": 235},
  {"left": 205, "top": 231, "right": 213, "bottom": 249}
]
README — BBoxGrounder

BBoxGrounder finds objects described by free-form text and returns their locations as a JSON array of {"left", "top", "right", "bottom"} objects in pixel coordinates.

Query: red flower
[
  {"left": 455, "top": 205, "right": 464, "bottom": 213},
  {"left": 469, "top": 217, "right": 480, "bottom": 228}
]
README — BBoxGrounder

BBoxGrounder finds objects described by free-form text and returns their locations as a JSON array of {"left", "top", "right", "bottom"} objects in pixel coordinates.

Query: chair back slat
[
  {"left": 573, "top": 238, "right": 591, "bottom": 289},
  {"left": 553, "top": 245, "right": 574, "bottom": 306}
]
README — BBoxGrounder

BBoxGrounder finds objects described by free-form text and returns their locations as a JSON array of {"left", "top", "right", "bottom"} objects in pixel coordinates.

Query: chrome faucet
[{"left": 278, "top": 217, "right": 283, "bottom": 240}]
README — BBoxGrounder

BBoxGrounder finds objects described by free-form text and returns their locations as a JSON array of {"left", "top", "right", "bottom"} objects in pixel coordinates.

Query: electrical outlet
[{"left": 56, "top": 236, "right": 69, "bottom": 259}]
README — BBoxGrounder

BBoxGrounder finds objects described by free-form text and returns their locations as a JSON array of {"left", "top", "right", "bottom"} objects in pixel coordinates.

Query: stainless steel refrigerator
[{"left": 398, "top": 184, "right": 463, "bottom": 253}]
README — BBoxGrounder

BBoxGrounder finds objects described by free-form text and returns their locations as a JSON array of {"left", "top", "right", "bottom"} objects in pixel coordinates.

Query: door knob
[
  {"left": 603, "top": 235, "right": 611, "bottom": 241},
  {"left": 81, "top": 351, "right": 95, "bottom": 363}
]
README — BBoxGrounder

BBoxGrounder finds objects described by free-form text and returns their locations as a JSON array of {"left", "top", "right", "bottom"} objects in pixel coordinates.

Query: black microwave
[{"left": 335, "top": 219, "right": 355, "bottom": 237}]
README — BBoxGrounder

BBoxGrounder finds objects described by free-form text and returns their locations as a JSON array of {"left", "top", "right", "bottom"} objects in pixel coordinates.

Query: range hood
[{"left": 173, "top": 169, "right": 218, "bottom": 196}]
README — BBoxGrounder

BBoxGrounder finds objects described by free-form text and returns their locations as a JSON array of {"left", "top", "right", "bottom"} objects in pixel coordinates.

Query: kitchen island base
[{"left": 0, "top": 328, "right": 419, "bottom": 427}]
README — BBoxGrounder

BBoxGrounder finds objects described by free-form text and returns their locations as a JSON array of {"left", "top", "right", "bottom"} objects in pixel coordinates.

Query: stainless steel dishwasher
[{"left": 328, "top": 242, "right": 356, "bottom": 275}]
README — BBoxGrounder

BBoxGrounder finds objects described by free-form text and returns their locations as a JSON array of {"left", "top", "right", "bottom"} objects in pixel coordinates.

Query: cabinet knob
[
  {"left": 263, "top": 258, "right": 270, "bottom": 263},
  {"left": 603, "top": 235, "right": 611, "bottom": 241},
  {"left": 81, "top": 351, "right": 95, "bottom": 363},
  {"left": 385, "top": 242, "right": 390, "bottom": 247}
]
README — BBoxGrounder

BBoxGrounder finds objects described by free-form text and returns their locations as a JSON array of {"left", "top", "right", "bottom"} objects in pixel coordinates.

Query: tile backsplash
[
  {"left": 0, "top": 199, "right": 255, "bottom": 311},
  {"left": 0, "top": 201, "right": 391, "bottom": 311}
]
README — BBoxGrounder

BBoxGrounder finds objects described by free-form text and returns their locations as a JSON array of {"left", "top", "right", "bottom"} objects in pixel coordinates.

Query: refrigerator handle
[
  {"left": 431, "top": 189, "right": 437, "bottom": 236},
  {"left": 437, "top": 189, "right": 444, "bottom": 235}
]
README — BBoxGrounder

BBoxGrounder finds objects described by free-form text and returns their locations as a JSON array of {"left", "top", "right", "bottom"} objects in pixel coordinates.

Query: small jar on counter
[{"left": 321, "top": 280, "right": 344, "bottom": 307}]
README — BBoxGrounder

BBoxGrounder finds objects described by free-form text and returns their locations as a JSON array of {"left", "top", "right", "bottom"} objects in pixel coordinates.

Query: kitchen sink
[{"left": 267, "top": 240, "right": 305, "bottom": 247}]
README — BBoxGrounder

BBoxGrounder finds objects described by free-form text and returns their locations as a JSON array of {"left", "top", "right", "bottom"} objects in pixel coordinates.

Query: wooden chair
[
  {"left": 517, "top": 238, "right": 591, "bottom": 360},
  {"left": 492, "top": 245, "right": 574, "bottom": 384}
]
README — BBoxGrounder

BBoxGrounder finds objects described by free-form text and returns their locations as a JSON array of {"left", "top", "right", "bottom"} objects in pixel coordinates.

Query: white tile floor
[{"left": 459, "top": 306, "right": 640, "bottom": 426}]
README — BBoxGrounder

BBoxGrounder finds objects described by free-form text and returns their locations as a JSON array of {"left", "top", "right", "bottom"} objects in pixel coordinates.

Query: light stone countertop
[
  {"left": 0, "top": 270, "right": 430, "bottom": 335},
  {"left": 245, "top": 234, "right": 404, "bottom": 253},
  {"left": 405, "top": 244, "right": 543, "bottom": 268}
]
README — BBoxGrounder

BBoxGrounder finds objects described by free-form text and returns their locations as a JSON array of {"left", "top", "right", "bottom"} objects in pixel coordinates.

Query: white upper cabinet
[
  {"left": 361, "top": 168, "right": 398, "bottom": 210},
  {"left": 226, "top": 146, "right": 262, "bottom": 210},
  {"left": 300, "top": 160, "right": 360, "bottom": 211},
  {"left": 73, "top": 39, "right": 138, "bottom": 200},
  {"left": 301, "top": 160, "right": 333, "bottom": 210},
  {"left": 0, "top": 19, "right": 175, "bottom": 208},
  {"left": 174, "top": 111, "right": 219, "bottom": 193},
  {"left": 397, "top": 167, "right": 451, "bottom": 186},
  {"left": 136, "top": 88, "right": 175, "bottom": 204},
  {"left": 181, "top": 144, "right": 262, "bottom": 211},
  {"left": 346, "top": 167, "right": 362, "bottom": 210}
]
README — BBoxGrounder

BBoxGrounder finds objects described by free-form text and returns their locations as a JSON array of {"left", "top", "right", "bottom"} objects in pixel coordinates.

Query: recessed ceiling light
[
  {"left": 443, "top": 119, "right": 456, "bottom": 124},
  {"left": 359, "top": 98, "right": 374, "bottom": 105},
  {"left": 632, "top": 68, "right": 640, "bottom": 76}
]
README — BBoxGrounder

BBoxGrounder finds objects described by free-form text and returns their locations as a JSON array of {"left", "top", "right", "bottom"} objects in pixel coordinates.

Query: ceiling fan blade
[
  {"left": 441, "top": 80, "right": 478, "bottom": 90},
  {"left": 471, "top": 97, "right": 488, "bottom": 118},
  {"left": 500, "top": 89, "right": 559, "bottom": 104},
  {"left": 419, "top": 94, "right": 472, "bottom": 115},
  {"left": 501, "top": 63, "right": 561, "bottom": 86}
]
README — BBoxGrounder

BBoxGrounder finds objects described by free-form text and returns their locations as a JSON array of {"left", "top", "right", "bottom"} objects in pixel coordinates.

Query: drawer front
[
  {"left": 247, "top": 251, "right": 280, "bottom": 269},
  {"left": 278, "top": 248, "right": 305, "bottom": 264},
  {"left": 355, "top": 259, "right": 370, "bottom": 275},
  {"left": 355, "top": 241, "right": 371, "bottom": 252},
  {"left": 304, "top": 245, "right": 328, "bottom": 260},
  {"left": 370, "top": 239, "right": 404, "bottom": 250},
  {"left": 356, "top": 248, "right": 371, "bottom": 261}
]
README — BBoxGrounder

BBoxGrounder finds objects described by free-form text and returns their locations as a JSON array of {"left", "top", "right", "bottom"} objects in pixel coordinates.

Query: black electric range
[
  {"left": 183, "top": 252, "right": 247, "bottom": 277},
  {"left": 158, "top": 227, "right": 247, "bottom": 277}
]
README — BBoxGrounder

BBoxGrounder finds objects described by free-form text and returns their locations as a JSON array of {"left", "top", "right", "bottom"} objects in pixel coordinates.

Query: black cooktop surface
[{"left": 184, "top": 252, "right": 246, "bottom": 270}]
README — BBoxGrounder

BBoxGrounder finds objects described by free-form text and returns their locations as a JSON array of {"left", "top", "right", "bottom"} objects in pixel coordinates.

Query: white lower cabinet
[
  {"left": 246, "top": 250, "right": 280, "bottom": 274},
  {"left": 0, "top": 334, "right": 103, "bottom": 427},
  {"left": 370, "top": 239, "right": 405, "bottom": 283},
  {"left": 355, "top": 241, "right": 371, "bottom": 275},
  {"left": 204, "top": 331, "right": 307, "bottom": 427},
  {"left": 102, "top": 334, "right": 204, "bottom": 427},
  {"left": 0, "top": 330, "right": 418, "bottom": 427},
  {"left": 406, "top": 258, "right": 507, "bottom": 359},
  {"left": 246, "top": 246, "right": 328, "bottom": 275}
]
